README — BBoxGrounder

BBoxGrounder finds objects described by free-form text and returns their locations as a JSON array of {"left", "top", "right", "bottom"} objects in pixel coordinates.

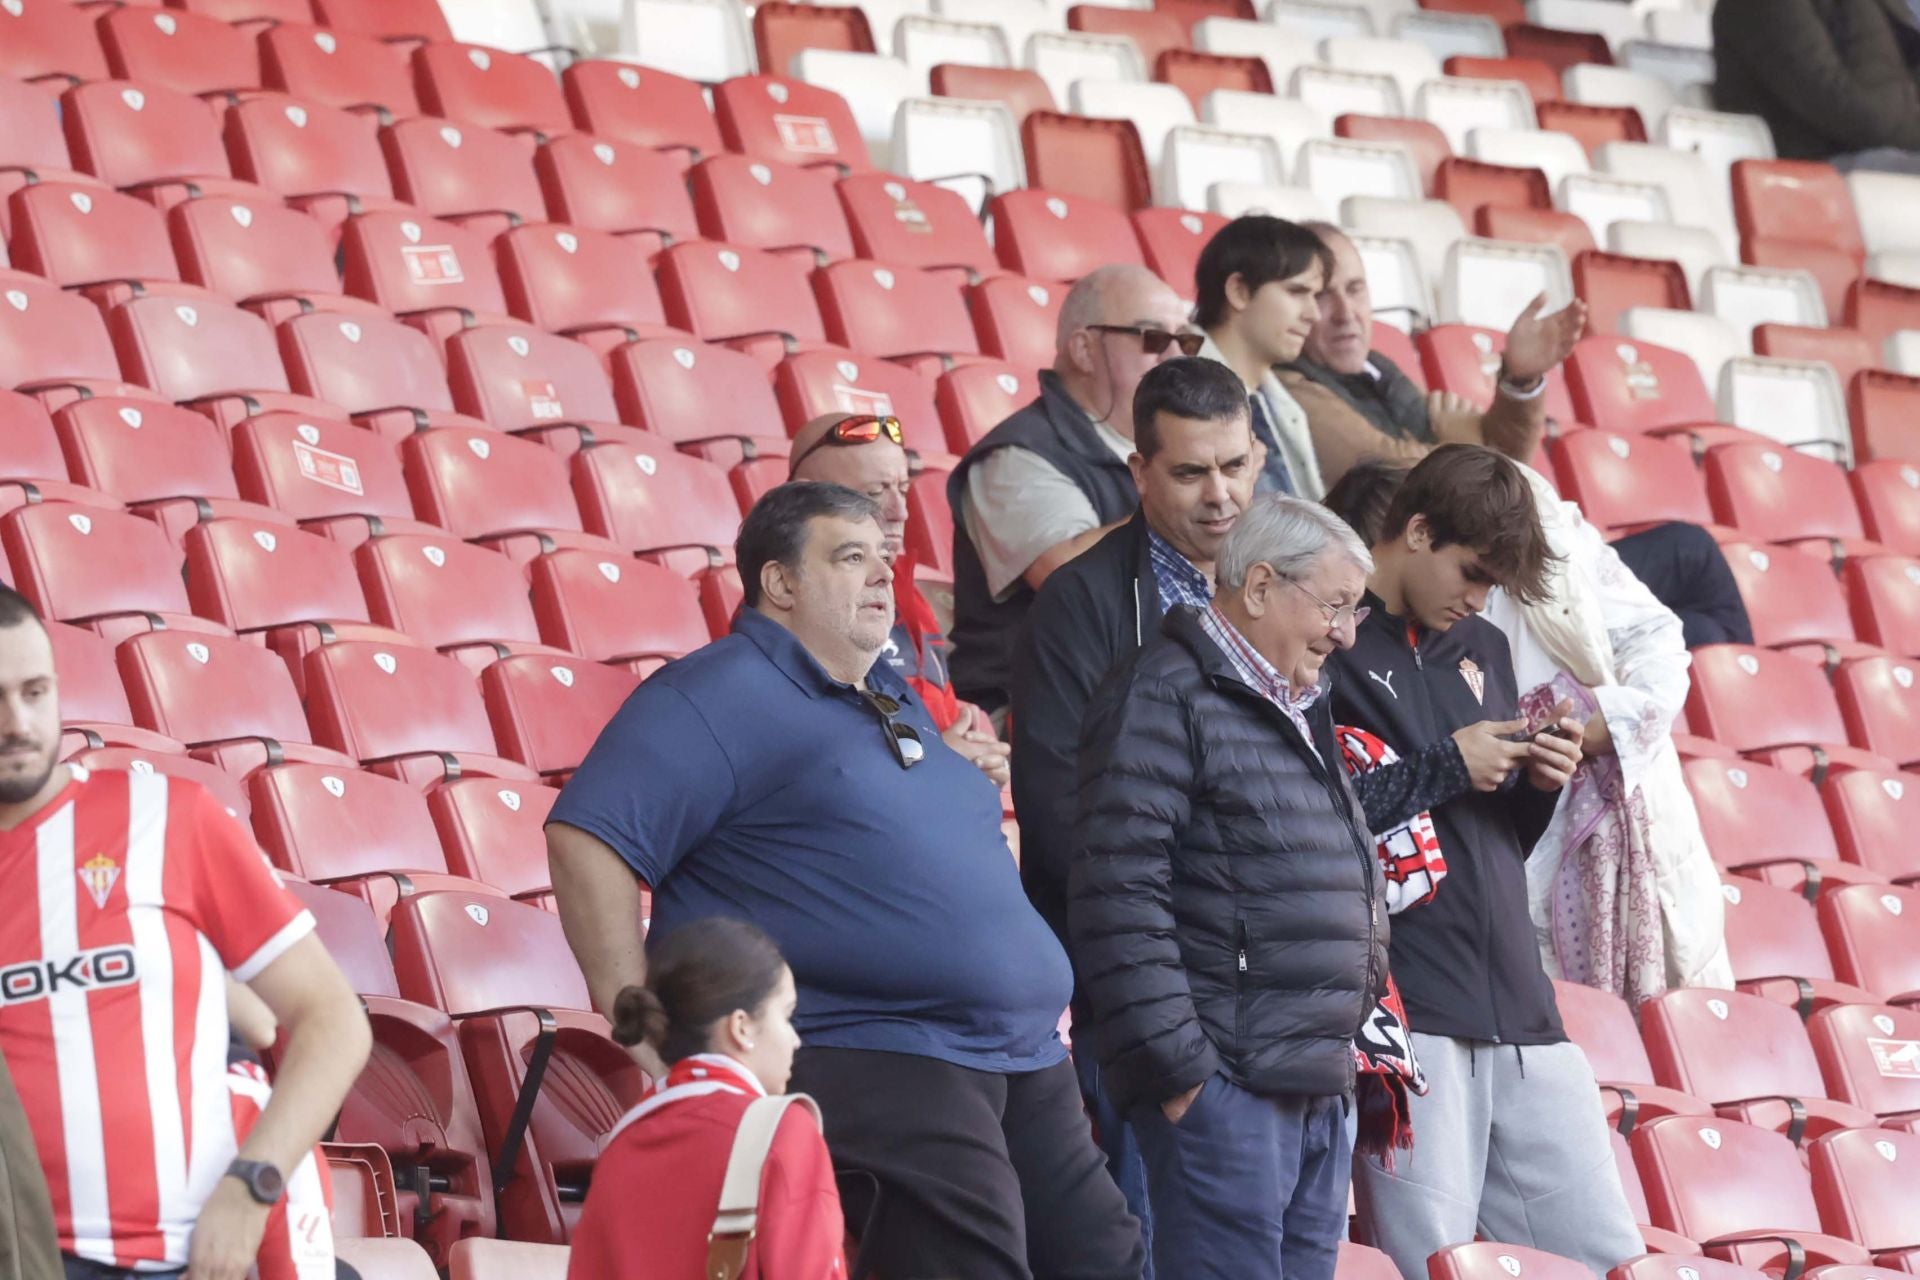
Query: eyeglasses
[
  {"left": 859, "top": 689, "right": 925, "bottom": 770},
  {"left": 1288, "top": 578, "right": 1371, "bottom": 633},
  {"left": 1088, "top": 324, "right": 1206, "bottom": 357},
  {"left": 790, "top": 415, "right": 907, "bottom": 472}
]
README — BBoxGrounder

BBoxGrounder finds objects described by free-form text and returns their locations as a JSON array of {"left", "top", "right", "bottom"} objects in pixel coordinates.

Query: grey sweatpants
[{"left": 1352, "top": 1034, "right": 1643, "bottom": 1280}]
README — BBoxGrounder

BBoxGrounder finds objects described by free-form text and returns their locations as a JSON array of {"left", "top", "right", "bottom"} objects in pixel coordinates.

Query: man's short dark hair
[
  {"left": 1380, "top": 445, "right": 1555, "bottom": 605},
  {"left": 736, "top": 482, "right": 885, "bottom": 608},
  {"left": 1322, "top": 457, "right": 1413, "bottom": 547},
  {"left": 1131, "top": 357, "right": 1250, "bottom": 459},
  {"left": 1193, "top": 215, "right": 1336, "bottom": 331},
  {"left": 0, "top": 586, "right": 42, "bottom": 630}
]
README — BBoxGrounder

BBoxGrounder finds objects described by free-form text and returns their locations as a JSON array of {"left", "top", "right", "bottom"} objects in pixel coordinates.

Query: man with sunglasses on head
[
  {"left": 790, "top": 411, "right": 1010, "bottom": 788},
  {"left": 1069, "top": 494, "right": 1386, "bottom": 1279},
  {"left": 547, "top": 482, "right": 1145, "bottom": 1280},
  {"left": 949, "top": 264, "right": 1197, "bottom": 719}
]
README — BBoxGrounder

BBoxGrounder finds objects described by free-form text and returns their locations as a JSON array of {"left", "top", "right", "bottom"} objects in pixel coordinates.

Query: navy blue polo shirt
[{"left": 549, "top": 608, "right": 1071, "bottom": 1073}]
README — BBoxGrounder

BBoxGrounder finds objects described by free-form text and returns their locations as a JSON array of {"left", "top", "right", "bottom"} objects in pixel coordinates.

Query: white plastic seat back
[
  {"left": 1439, "top": 236, "right": 1573, "bottom": 330},
  {"left": 1352, "top": 0, "right": 1418, "bottom": 21},
  {"left": 1621, "top": 306, "right": 1743, "bottom": 389},
  {"left": 1391, "top": 11, "right": 1503, "bottom": 62},
  {"left": 1296, "top": 137, "right": 1419, "bottom": 207},
  {"left": 1026, "top": 30, "right": 1144, "bottom": 102},
  {"left": 1848, "top": 171, "right": 1920, "bottom": 256},
  {"left": 1351, "top": 233, "right": 1431, "bottom": 331},
  {"left": 1608, "top": 221, "right": 1728, "bottom": 300},
  {"left": 1343, "top": 195, "right": 1466, "bottom": 291},
  {"left": 1203, "top": 90, "right": 1325, "bottom": 171},
  {"left": 1718, "top": 357, "right": 1851, "bottom": 463},
  {"left": 1208, "top": 181, "right": 1331, "bottom": 222},
  {"left": 1564, "top": 64, "right": 1676, "bottom": 132},
  {"left": 1620, "top": 40, "right": 1716, "bottom": 92},
  {"left": 1558, "top": 172, "right": 1671, "bottom": 244},
  {"left": 1700, "top": 264, "right": 1828, "bottom": 340},
  {"left": 551, "top": 0, "right": 624, "bottom": 53},
  {"left": 1659, "top": 107, "right": 1775, "bottom": 187},
  {"left": 897, "top": 15, "right": 1011, "bottom": 77},
  {"left": 862, "top": 0, "right": 937, "bottom": 51},
  {"left": 1322, "top": 35, "right": 1441, "bottom": 105},
  {"left": 1467, "top": 127, "right": 1589, "bottom": 194},
  {"left": 1870, "top": 251, "right": 1920, "bottom": 290},
  {"left": 794, "top": 51, "right": 921, "bottom": 166},
  {"left": 620, "top": 0, "right": 755, "bottom": 80},
  {"left": 1416, "top": 77, "right": 1532, "bottom": 151},
  {"left": 1647, "top": 7, "right": 1712, "bottom": 49},
  {"left": 894, "top": 96, "right": 1024, "bottom": 211},
  {"left": 1193, "top": 18, "right": 1316, "bottom": 91},
  {"left": 1887, "top": 330, "right": 1920, "bottom": 377},
  {"left": 1160, "top": 126, "right": 1283, "bottom": 210},
  {"left": 934, "top": 0, "right": 1055, "bottom": 54},
  {"left": 1267, "top": 1, "right": 1376, "bottom": 43},
  {"left": 1291, "top": 64, "right": 1402, "bottom": 130},
  {"left": 1526, "top": 0, "right": 1638, "bottom": 50},
  {"left": 1595, "top": 141, "right": 1734, "bottom": 255},
  {"left": 447, "top": 1, "right": 557, "bottom": 60},
  {"left": 1071, "top": 79, "right": 1195, "bottom": 164}
]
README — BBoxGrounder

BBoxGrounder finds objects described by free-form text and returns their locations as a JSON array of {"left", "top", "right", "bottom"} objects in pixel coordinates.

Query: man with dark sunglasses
[
  {"left": 548, "top": 483, "right": 1145, "bottom": 1280},
  {"left": 950, "top": 264, "right": 1195, "bottom": 717},
  {"left": 790, "top": 412, "right": 1009, "bottom": 788}
]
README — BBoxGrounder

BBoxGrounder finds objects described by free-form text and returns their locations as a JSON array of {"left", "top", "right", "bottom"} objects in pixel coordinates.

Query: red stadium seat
[
  {"left": 1721, "top": 542, "right": 1864, "bottom": 663},
  {"left": 0, "top": 0, "right": 109, "bottom": 87},
  {"left": 1808, "top": 1128, "right": 1920, "bottom": 1269},
  {"left": 1842, "top": 556, "right": 1920, "bottom": 658},
  {"left": 340, "top": 211, "right": 511, "bottom": 344},
  {"left": 493, "top": 222, "right": 683, "bottom": 358},
  {"left": 480, "top": 652, "right": 640, "bottom": 779},
  {"left": 532, "top": 133, "right": 700, "bottom": 252},
  {"left": 1755, "top": 326, "right": 1877, "bottom": 399},
  {"left": 753, "top": 2, "right": 875, "bottom": 80},
  {"left": 61, "top": 79, "right": 234, "bottom": 197},
  {"left": 117, "top": 628, "right": 353, "bottom": 775},
  {"left": 380, "top": 118, "right": 544, "bottom": 237},
  {"left": 937, "top": 361, "right": 1039, "bottom": 453},
  {"left": 1732, "top": 160, "right": 1864, "bottom": 271},
  {"left": 427, "top": 778, "right": 563, "bottom": 905},
  {"left": 570, "top": 434, "right": 741, "bottom": 575},
  {"left": 1833, "top": 655, "right": 1920, "bottom": 768},
  {"left": 1631, "top": 1115, "right": 1873, "bottom": 1275},
  {"left": 931, "top": 64, "right": 1058, "bottom": 123},
  {"left": 1851, "top": 462, "right": 1920, "bottom": 557},
  {"left": 1819, "top": 883, "right": 1920, "bottom": 1005},
  {"left": 1552, "top": 979, "right": 1713, "bottom": 1133},
  {"left": 1641, "top": 989, "right": 1879, "bottom": 1145},
  {"left": 1846, "top": 279, "right": 1920, "bottom": 352},
  {"left": 1574, "top": 251, "right": 1692, "bottom": 335},
  {"left": 1069, "top": 5, "right": 1186, "bottom": 69},
  {"left": 1536, "top": 100, "right": 1645, "bottom": 157},
  {"left": 1474, "top": 206, "right": 1597, "bottom": 262},
  {"left": 302, "top": 640, "right": 537, "bottom": 787},
  {"left": 1373, "top": 322, "right": 1427, "bottom": 392},
  {"left": 1, "top": 503, "right": 195, "bottom": 639},
  {"left": 6, "top": 181, "right": 179, "bottom": 295},
  {"left": 907, "top": 463, "right": 956, "bottom": 579},
  {"left": 1684, "top": 644, "right": 1857, "bottom": 763},
  {"left": 1445, "top": 53, "right": 1560, "bottom": 105},
  {"left": 1847, "top": 371, "right": 1920, "bottom": 466},
  {"left": 1823, "top": 765, "right": 1920, "bottom": 886},
  {"left": 1687, "top": 751, "right": 1884, "bottom": 895},
  {"left": 98, "top": 7, "right": 260, "bottom": 100},
  {"left": 168, "top": 196, "right": 346, "bottom": 320},
  {"left": 655, "top": 240, "right": 827, "bottom": 365},
  {"left": 1564, "top": 334, "right": 1717, "bottom": 434},
  {"left": 1429, "top": 1244, "right": 1594, "bottom": 1280},
  {"left": 1022, "top": 111, "right": 1153, "bottom": 212},
  {"left": 1132, "top": 208, "right": 1228, "bottom": 299},
  {"left": 609, "top": 339, "right": 789, "bottom": 464},
  {"left": 399, "top": 427, "right": 609, "bottom": 563},
  {"left": 1704, "top": 444, "right": 1878, "bottom": 557},
  {"left": 1338, "top": 115, "right": 1450, "bottom": 196},
  {"left": 560, "top": 61, "right": 721, "bottom": 164},
  {"left": 443, "top": 323, "right": 624, "bottom": 452},
  {"left": 0, "top": 388, "right": 101, "bottom": 510},
  {"left": 991, "top": 189, "right": 1146, "bottom": 284},
  {"left": 1745, "top": 239, "right": 1859, "bottom": 327},
  {"left": 309, "top": 0, "right": 452, "bottom": 45},
  {"left": 354, "top": 534, "right": 551, "bottom": 670},
  {"left": 258, "top": 24, "right": 420, "bottom": 122},
  {"left": 221, "top": 93, "right": 398, "bottom": 233},
  {"left": 1434, "top": 157, "right": 1552, "bottom": 223},
  {"left": 1549, "top": 431, "right": 1714, "bottom": 535},
  {"left": 528, "top": 550, "right": 709, "bottom": 675},
  {"left": 284, "top": 880, "right": 495, "bottom": 1263},
  {"left": 772, "top": 350, "right": 944, "bottom": 455},
  {"left": 1806, "top": 1002, "right": 1920, "bottom": 1133},
  {"left": 1157, "top": 49, "right": 1269, "bottom": 110},
  {"left": 47, "top": 620, "right": 186, "bottom": 758},
  {"left": 413, "top": 44, "right": 570, "bottom": 140},
  {"left": 277, "top": 309, "right": 484, "bottom": 440},
  {"left": 1504, "top": 23, "right": 1612, "bottom": 72},
  {"left": 1338, "top": 1241, "right": 1401, "bottom": 1280},
  {"left": 813, "top": 261, "right": 980, "bottom": 373},
  {"left": 1416, "top": 324, "right": 1576, "bottom": 423},
  {"left": 0, "top": 73, "right": 80, "bottom": 203},
  {"left": 1611, "top": 1251, "right": 1775, "bottom": 1280},
  {"left": 0, "top": 273, "right": 127, "bottom": 406},
  {"left": 689, "top": 154, "right": 855, "bottom": 265},
  {"left": 230, "top": 411, "right": 440, "bottom": 547},
  {"left": 1607, "top": 1148, "right": 1711, "bottom": 1259},
  {"left": 68, "top": 747, "right": 252, "bottom": 819},
  {"left": 1717, "top": 874, "right": 1880, "bottom": 1016},
  {"left": 249, "top": 764, "right": 498, "bottom": 924},
  {"left": 334, "top": 1237, "right": 437, "bottom": 1279},
  {"left": 107, "top": 293, "right": 301, "bottom": 419},
  {"left": 713, "top": 75, "right": 868, "bottom": 173},
  {"left": 169, "top": 0, "right": 312, "bottom": 24},
  {"left": 389, "top": 890, "right": 645, "bottom": 1245},
  {"left": 968, "top": 275, "right": 1066, "bottom": 371},
  {"left": 837, "top": 174, "right": 998, "bottom": 283},
  {"left": 447, "top": 1239, "right": 570, "bottom": 1280}
]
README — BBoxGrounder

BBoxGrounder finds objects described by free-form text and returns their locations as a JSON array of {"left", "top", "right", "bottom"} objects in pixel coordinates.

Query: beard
[{"left": 0, "top": 741, "right": 57, "bottom": 805}]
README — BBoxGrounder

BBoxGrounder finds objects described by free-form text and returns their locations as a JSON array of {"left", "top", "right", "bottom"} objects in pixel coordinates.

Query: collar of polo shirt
[{"left": 733, "top": 606, "right": 918, "bottom": 705}]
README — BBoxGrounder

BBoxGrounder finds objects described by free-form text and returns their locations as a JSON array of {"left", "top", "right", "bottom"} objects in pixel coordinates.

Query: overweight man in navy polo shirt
[{"left": 546, "top": 482, "right": 1145, "bottom": 1280}]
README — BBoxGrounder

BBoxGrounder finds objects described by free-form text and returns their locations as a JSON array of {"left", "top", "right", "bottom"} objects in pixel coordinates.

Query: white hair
[{"left": 1216, "top": 495, "right": 1373, "bottom": 589}]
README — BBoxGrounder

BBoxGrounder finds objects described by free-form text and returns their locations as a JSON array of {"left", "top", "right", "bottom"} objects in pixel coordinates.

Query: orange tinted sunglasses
[{"left": 790, "top": 414, "right": 907, "bottom": 471}]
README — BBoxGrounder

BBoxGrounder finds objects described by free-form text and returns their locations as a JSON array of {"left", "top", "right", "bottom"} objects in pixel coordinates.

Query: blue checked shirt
[
  {"left": 1196, "top": 601, "right": 1324, "bottom": 764},
  {"left": 1147, "top": 528, "right": 1214, "bottom": 613}
]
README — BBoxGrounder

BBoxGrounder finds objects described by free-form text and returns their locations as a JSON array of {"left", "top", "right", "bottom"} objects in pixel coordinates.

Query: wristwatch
[{"left": 224, "top": 1159, "right": 285, "bottom": 1206}]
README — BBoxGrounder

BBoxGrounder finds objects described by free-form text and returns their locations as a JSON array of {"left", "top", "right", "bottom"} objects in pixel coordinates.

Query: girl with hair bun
[{"left": 567, "top": 918, "right": 846, "bottom": 1279}]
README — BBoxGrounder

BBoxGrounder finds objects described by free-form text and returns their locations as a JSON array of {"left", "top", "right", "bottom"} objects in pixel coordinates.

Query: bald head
[
  {"left": 1054, "top": 264, "right": 1183, "bottom": 357},
  {"left": 1299, "top": 222, "right": 1374, "bottom": 376},
  {"left": 788, "top": 412, "right": 912, "bottom": 560},
  {"left": 1052, "top": 264, "right": 1194, "bottom": 440}
]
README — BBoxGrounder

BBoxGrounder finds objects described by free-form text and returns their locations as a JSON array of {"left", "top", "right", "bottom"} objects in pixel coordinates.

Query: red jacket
[{"left": 568, "top": 1057, "right": 845, "bottom": 1280}]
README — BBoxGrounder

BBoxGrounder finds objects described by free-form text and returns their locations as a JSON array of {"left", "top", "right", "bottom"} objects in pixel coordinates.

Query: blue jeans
[
  {"left": 1133, "top": 1076, "right": 1351, "bottom": 1280},
  {"left": 1074, "top": 1049, "right": 1154, "bottom": 1280}
]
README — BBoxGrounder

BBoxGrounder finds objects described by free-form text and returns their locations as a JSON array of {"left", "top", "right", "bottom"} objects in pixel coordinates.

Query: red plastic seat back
[
  {"left": 303, "top": 641, "right": 501, "bottom": 764},
  {"left": 285, "top": 880, "right": 403, "bottom": 999},
  {"left": 813, "top": 261, "right": 979, "bottom": 364},
  {"left": 1157, "top": 48, "right": 1269, "bottom": 110},
  {"left": 391, "top": 889, "right": 593, "bottom": 1017},
  {"left": 1631, "top": 1115, "right": 1821, "bottom": 1240},
  {"left": 1504, "top": 22, "right": 1611, "bottom": 72},
  {"left": 533, "top": 133, "right": 699, "bottom": 248},
  {"left": 713, "top": 75, "right": 869, "bottom": 172},
  {"left": 380, "top": 118, "right": 544, "bottom": 227},
  {"left": 1684, "top": 644, "right": 1848, "bottom": 754},
  {"left": 931, "top": 65, "right": 1057, "bottom": 123},
  {"left": 1731, "top": 160, "right": 1863, "bottom": 263},
  {"left": 656, "top": 240, "right": 826, "bottom": 347},
  {"left": 2, "top": 502, "right": 188, "bottom": 624},
  {"left": 1818, "top": 884, "right": 1920, "bottom": 1002},
  {"left": 1434, "top": 156, "right": 1551, "bottom": 221},
  {"left": 1563, "top": 333, "right": 1714, "bottom": 433},
  {"left": 1547, "top": 431, "right": 1711, "bottom": 533},
  {"left": 249, "top": 762, "right": 452, "bottom": 881},
  {"left": 968, "top": 275, "right": 1067, "bottom": 370},
  {"left": 110, "top": 293, "right": 291, "bottom": 402},
  {"left": 480, "top": 652, "right": 641, "bottom": 777},
  {"left": 223, "top": 93, "right": 393, "bottom": 203},
  {"left": 1609, "top": 1252, "right": 1769, "bottom": 1280},
  {"left": 1721, "top": 541, "right": 1854, "bottom": 651},
  {"left": 67, "top": 747, "right": 252, "bottom": 822},
  {"left": 1429, "top": 1244, "right": 1594, "bottom": 1280},
  {"left": 257, "top": 24, "right": 420, "bottom": 119},
  {"left": 1806, "top": 1002, "right": 1920, "bottom": 1119},
  {"left": 341, "top": 211, "right": 508, "bottom": 320},
  {"left": 400, "top": 428, "right": 583, "bottom": 542},
  {"left": 495, "top": 222, "right": 672, "bottom": 340},
  {"left": 936, "top": 361, "right": 1037, "bottom": 453},
  {"left": 0, "top": 389, "right": 73, "bottom": 486},
  {"left": 1684, "top": 758, "right": 1844, "bottom": 878},
  {"left": 7, "top": 181, "right": 178, "bottom": 290},
  {"left": 1069, "top": 5, "right": 1187, "bottom": 68},
  {"left": 231, "top": 412, "right": 415, "bottom": 525},
  {"left": 1551, "top": 978, "right": 1657, "bottom": 1085},
  {"left": 99, "top": 7, "right": 260, "bottom": 98},
  {"left": 53, "top": 396, "right": 237, "bottom": 505},
  {"left": 1824, "top": 764, "right": 1920, "bottom": 883},
  {"left": 309, "top": 0, "right": 452, "bottom": 44},
  {"left": 1573, "top": 251, "right": 1691, "bottom": 335},
  {"left": 1445, "top": 53, "right": 1559, "bottom": 104},
  {"left": 838, "top": 174, "right": 997, "bottom": 280},
  {"left": 1834, "top": 655, "right": 1920, "bottom": 767},
  {"left": 1338, "top": 114, "right": 1450, "bottom": 196},
  {"left": 0, "top": 274, "right": 121, "bottom": 390},
  {"left": 1717, "top": 875, "right": 1843, "bottom": 991},
  {"left": 1850, "top": 461, "right": 1920, "bottom": 556},
  {"left": 689, "top": 154, "right": 854, "bottom": 263},
  {"left": 528, "top": 550, "right": 710, "bottom": 668},
  {"left": 772, "top": 350, "right": 943, "bottom": 454},
  {"left": 1536, "top": 100, "right": 1645, "bottom": 157},
  {"left": 118, "top": 629, "right": 313, "bottom": 749},
  {"left": 992, "top": 189, "right": 1146, "bottom": 284},
  {"left": 1335, "top": 1241, "right": 1401, "bottom": 1280},
  {"left": 1022, "top": 111, "right": 1153, "bottom": 212},
  {"left": 1755, "top": 325, "right": 1876, "bottom": 397},
  {"left": 428, "top": 778, "right": 562, "bottom": 898},
  {"left": 447, "top": 1239, "right": 570, "bottom": 1280},
  {"left": 1848, "top": 371, "right": 1920, "bottom": 467},
  {"left": 570, "top": 435, "right": 741, "bottom": 571},
  {"left": 0, "top": 73, "right": 74, "bottom": 174},
  {"left": 1846, "top": 278, "right": 1920, "bottom": 351},
  {"left": 183, "top": 518, "right": 370, "bottom": 633},
  {"left": 1841, "top": 554, "right": 1920, "bottom": 658},
  {"left": 278, "top": 309, "right": 458, "bottom": 418},
  {"left": 1641, "top": 988, "right": 1831, "bottom": 1107},
  {"left": 1474, "top": 206, "right": 1596, "bottom": 262},
  {"left": 611, "top": 340, "right": 787, "bottom": 445},
  {"left": 413, "top": 43, "right": 569, "bottom": 138},
  {"left": 1807, "top": 1127, "right": 1920, "bottom": 1251},
  {"left": 355, "top": 534, "right": 541, "bottom": 650},
  {"left": 63, "top": 78, "right": 232, "bottom": 191},
  {"left": 169, "top": 196, "right": 339, "bottom": 302},
  {"left": 753, "top": 2, "right": 875, "bottom": 79},
  {"left": 1132, "top": 208, "right": 1227, "bottom": 299},
  {"left": 560, "top": 61, "right": 721, "bottom": 161},
  {"left": 444, "top": 324, "right": 618, "bottom": 433},
  {"left": 0, "top": 0, "right": 111, "bottom": 85},
  {"left": 1704, "top": 443, "right": 1865, "bottom": 545}
]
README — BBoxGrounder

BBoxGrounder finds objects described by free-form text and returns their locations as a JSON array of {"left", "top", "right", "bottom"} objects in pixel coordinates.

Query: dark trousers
[
  {"left": 1132, "top": 1076, "right": 1350, "bottom": 1280},
  {"left": 1073, "top": 1050, "right": 1154, "bottom": 1280},
  {"left": 788, "top": 1047, "right": 1145, "bottom": 1280},
  {"left": 1612, "top": 522, "right": 1753, "bottom": 649}
]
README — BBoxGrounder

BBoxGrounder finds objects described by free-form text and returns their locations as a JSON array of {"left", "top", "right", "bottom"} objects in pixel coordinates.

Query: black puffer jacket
[{"left": 1069, "top": 605, "right": 1388, "bottom": 1113}]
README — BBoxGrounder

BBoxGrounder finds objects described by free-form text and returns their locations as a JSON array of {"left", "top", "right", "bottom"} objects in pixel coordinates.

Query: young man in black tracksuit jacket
[{"left": 1325, "top": 446, "right": 1644, "bottom": 1280}]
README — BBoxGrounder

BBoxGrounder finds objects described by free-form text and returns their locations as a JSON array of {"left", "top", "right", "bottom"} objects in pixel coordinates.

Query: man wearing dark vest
[{"left": 949, "top": 264, "right": 1195, "bottom": 717}]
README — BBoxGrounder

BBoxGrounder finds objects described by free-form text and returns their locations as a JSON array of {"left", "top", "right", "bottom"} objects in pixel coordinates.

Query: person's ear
[
  {"left": 1066, "top": 328, "right": 1097, "bottom": 376},
  {"left": 725, "top": 1008, "right": 756, "bottom": 1054},
  {"left": 760, "top": 559, "right": 797, "bottom": 611},
  {"left": 1242, "top": 563, "right": 1271, "bottom": 617},
  {"left": 1127, "top": 450, "right": 1147, "bottom": 488},
  {"left": 1404, "top": 514, "right": 1430, "bottom": 553},
  {"left": 1225, "top": 271, "right": 1252, "bottom": 315}
]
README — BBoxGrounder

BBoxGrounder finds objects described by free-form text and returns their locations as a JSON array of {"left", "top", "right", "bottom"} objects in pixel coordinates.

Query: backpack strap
[{"left": 706, "top": 1092, "right": 823, "bottom": 1280}]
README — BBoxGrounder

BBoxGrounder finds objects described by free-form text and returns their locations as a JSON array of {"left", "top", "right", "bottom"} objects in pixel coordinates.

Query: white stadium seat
[
  {"left": 1160, "top": 125, "right": 1285, "bottom": 211},
  {"left": 1026, "top": 30, "right": 1144, "bottom": 102},
  {"left": 446, "top": 1, "right": 558, "bottom": 64},
  {"left": 1558, "top": 172, "right": 1671, "bottom": 245},
  {"left": 1350, "top": 233, "right": 1432, "bottom": 330},
  {"left": 1659, "top": 107, "right": 1776, "bottom": 187},
  {"left": 1296, "top": 136, "right": 1421, "bottom": 207},
  {"left": 793, "top": 51, "right": 922, "bottom": 167},
  {"left": 1887, "top": 330, "right": 1920, "bottom": 376},
  {"left": 619, "top": 0, "right": 756, "bottom": 81},
  {"left": 1620, "top": 40, "right": 1717, "bottom": 93},
  {"left": 1343, "top": 195, "right": 1467, "bottom": 292},
  {"left": 1416, "top": 76, "right": 1534, "bottom": 151},
  {"left": 1208, "top": 181, "right": 1332, "bottom": 221},
  {"left": 1621, "top": 306, "right": 1745, "bottom": 388},
  {"left": 893, "top": 96, "right": 1025, "bottom": 211},
  {"left": 1847, "top": 171, "right": 1920, "bottom": 256},
  {"left": 1267, "top": 0, "right": 1377, "bottom": 42},
  {"left": 1467, "top": 127, "right": 1591, "bottom": 194},
  {"left": 1193, "top": 18, "right": 1318, "bottom": 92},
  {"left": 1391, "top": 11, "right": 1504, "bottom": 63},
  {"left": 1291, "top": 64, "right": 1403, "bottom": 130},
  {"left": 1718, "top": 357, "right": 1852, "bottom": 463},
  {"left": 1322, "top": 35, "right": 1442, "bottom": 106},
  {"left": 935, "top": 0, "right": 1057, "bottom": 55},
  {"left": 1595, "top": 141, "right": 1734, "bottom": 255},
  {"left": 1071, "top": 79, "right": 1195, "bottom": 164},
  {"left": 897, "top": 15, "right": 1012, "bottom": 77},
  {"left": 1527, "top": 0, "right": 1640, "bottom": 50},
  {"left": 1870, "top": 251, "right": 1920, "bottom": 289},
  {"left": 1563, "top": 63, "right": 1676, "bottom": 132},
  {"left": 1607, "top": 220, "right": 1729, "bottom": 300},
  {"left": 1203, "top": 90, "right": 1327, "bottom": 171},
  {"left": 1647, "top": 7, "right": 1713, "bottom": 50},
  {"left": 1439, "top": 236, "right": 1573, "bottom": 330},
  {"left": 1700, "top": 263, "right": 1829, "bottom": 339}
]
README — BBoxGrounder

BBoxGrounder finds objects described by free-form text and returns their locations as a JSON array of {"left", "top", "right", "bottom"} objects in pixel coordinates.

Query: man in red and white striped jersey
[{"left": 0, "top": 588, "right": 371, "bottom": 1280}]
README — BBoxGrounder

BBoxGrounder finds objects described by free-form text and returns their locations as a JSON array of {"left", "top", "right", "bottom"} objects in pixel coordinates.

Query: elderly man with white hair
[{"left": 1068, "top": 496, "right": 1388, "bottom": 1280}]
